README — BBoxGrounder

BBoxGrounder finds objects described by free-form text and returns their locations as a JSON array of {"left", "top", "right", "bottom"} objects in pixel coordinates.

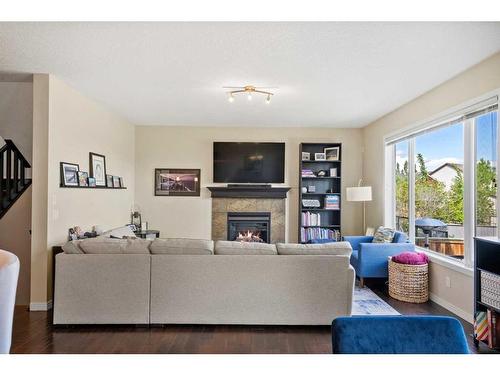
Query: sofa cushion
[
  {"left": 372, "top": 226, "right": 395, "bottom": 243},
  {"left": 214, "top": 240, "right": 277, "bottom": 255},
  {"left": 276, "top": 241, "right": 352, "bottom": 256},
  {"left": 62, "top": 240, "right": 84, "bottom": 254},
  {"left": 150, "top": 238, "right": 214, "bottom": 255},
  {"left": 79, "top": 237, "right": 151, "bottom": 254}
]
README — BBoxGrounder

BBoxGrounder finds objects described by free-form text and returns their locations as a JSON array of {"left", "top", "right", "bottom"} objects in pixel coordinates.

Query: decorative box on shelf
[{"left": 481, "top": 270, "right": 500, "bottom": 310}]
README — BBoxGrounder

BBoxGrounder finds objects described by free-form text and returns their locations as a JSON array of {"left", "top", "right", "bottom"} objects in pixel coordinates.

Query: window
[
  {"left": 414, "top": 122, "right": 464, "bottom": 259},
  {"left": 387, "top": 96, "right": 498, "bottom": 267},
  {"left": 395, "top": 141, "right": 409, "bottom": 235},
  {"left": 475, "top": 111, "right": 498, "bottom": 238}
]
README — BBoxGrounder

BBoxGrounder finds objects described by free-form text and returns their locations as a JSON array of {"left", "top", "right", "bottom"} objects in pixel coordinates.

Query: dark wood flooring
[{"left": 10, "top": 280, "right": 497, "bottom": 354}]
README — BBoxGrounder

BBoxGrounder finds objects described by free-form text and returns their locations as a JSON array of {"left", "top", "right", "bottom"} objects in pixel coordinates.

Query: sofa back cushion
[
  {"left": 392, "top": 231, "right": 408, "bottom": 243},
  {"left": 150, "top": 238, "right": 214, "bottom": 255},
  {"left": 78, "top": 237, "right": 151, "bottom": 254},
  {"left": 214, "top": 240, "right": 277, "bottom": 255},
  {"left": 276, "top": 241, "right": 352, "bottom": 256},
  {"left": 62, "top": 240, "right": 84, "bottom": 254}
]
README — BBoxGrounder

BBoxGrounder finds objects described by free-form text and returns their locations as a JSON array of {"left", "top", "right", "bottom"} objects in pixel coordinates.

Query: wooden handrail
[{"left": 2, "top": 139, "right": 31, "bottom": 168}]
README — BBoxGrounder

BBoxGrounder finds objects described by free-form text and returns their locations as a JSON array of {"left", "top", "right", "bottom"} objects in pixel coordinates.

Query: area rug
[{"left": 352, "top": 286, "right": 400, "bottom": 315}]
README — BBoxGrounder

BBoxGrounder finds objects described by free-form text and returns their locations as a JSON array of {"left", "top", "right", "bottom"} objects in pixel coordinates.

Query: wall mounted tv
[{"left": 213, "top": 142, "right": 285, "bottom": 183}]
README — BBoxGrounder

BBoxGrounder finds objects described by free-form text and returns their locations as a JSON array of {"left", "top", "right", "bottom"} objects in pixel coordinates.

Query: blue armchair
[{"left": 343, "top": 231, "right": 415, "bottom": 287}]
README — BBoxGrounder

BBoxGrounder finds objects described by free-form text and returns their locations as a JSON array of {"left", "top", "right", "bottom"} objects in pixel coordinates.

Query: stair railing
[{"left": 0, "top": 139, "right": 31, "bottom": 215}]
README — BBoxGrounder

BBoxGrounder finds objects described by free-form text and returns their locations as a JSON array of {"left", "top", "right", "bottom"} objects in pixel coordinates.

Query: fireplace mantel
[{"left": 207, "top": 186, "right": 290, "bottom": 199}]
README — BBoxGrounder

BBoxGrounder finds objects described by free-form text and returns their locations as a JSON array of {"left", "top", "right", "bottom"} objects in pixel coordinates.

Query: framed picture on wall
[
  {"left": 89, "top": 152, "right": 107, "bottom": 187},
  {"left": 78, "top": 171, "right": 89, "bottom": 187},
  {"left": 60, "top": 162, "right": 80, "bottom": 187},
  {"left": 155, "top": 169, "right": 201, "bottom": 196}
]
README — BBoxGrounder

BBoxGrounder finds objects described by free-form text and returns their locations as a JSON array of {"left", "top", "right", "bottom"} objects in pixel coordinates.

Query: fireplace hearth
[{"left": 227, "top": 212, "right": 271, "bottom": 243}]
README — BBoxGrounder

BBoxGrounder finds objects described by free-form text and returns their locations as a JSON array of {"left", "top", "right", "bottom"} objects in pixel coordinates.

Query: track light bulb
[
  {"left": 228, "top": 93, "right": 234, "bottom": 103},
  {"left": 247, "top": 92, "right": 252, "bottom": 101},
  {"left": 266, "top": 94, "right": 271, "bottom": 104}
]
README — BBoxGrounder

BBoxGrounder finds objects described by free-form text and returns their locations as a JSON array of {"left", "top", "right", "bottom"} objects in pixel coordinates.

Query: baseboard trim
[
  {"left": 429, "top": 293, "right": 473, "bottom": 324},
  {"left": 30, "top": 300, "right": 53, "bottom": 311}
]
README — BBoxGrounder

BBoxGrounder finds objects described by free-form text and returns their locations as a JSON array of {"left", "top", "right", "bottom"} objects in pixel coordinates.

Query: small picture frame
[
  {"left": 330, "top": 168, "right": 338, "bottom": 177},
  {"left": 113, "top": 176, "right": 120, "bottom": 188},
  {"left": 60, "top": 162, "right": 80, "bottom": 187},
  {"left": 307, "top": 185, "right": 316, "bottom": 193},
  {"left": 119, "top": 177, "right": 124, "bottom": 188},
  {"left": 106, "top": 174, "right": 113, "bottom": 187},
  {"left": 314, "top": 152, "right": 326, "bottom": 161},
  {"left": 324, "top": 146, "right": 340, "bottom": 161},
  {"left": 89, "top": 152, "right": 107, "bottom": 187},
  {"left": 78, "top": 171, "right": 89, "bottom": 187},
  {"left": 301, "top": 152, "right": 310, "bottom": 161},
  {"left": 88, "top": 177, "right": 96, "bottom": 187}
]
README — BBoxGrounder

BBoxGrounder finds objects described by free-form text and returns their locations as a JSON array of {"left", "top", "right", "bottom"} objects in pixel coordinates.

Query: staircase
[{"left": 0, "top": 139, "right": 32, "bottom": 220}]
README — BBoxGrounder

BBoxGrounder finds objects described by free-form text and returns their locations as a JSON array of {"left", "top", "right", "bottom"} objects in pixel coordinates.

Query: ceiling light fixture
[{"left": 223, "top": 85, "right": 275, "bottom": 104}]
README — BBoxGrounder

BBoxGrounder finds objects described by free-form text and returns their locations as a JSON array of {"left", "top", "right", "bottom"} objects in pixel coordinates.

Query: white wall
[
  {"left": 362, "top": 51, "right": 500, "bottom": 321},
  {"left": 135, "top": 126, "right": 364, "bottom": 242},
  {"left": 30, "top": 74, "right": 136, "bottom": 307}
]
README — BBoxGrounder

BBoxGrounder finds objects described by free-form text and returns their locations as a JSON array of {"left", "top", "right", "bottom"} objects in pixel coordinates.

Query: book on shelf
[
  {"left": 324, "top": 194, "right": 340, "bottom": 210},
  {"left": 475, "top": 309, "right": 500, "bottom": 349},
  {"left": 301, "top": 211, "right": 321, "bottom": 227},
  {"left": 301, "top": 169, "right": 316, "bottom": 177},
  {"left": 300, "top": 227, "right": 340, "bottom": 243}
]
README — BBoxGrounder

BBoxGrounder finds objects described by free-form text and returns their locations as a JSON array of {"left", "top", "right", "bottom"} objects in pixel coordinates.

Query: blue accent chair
[
  {"left": 331, "top": 316, "right": 470, "bottom": 354},
  {"left": 343, "top": 231, "right": 415, "bottom": 287}
]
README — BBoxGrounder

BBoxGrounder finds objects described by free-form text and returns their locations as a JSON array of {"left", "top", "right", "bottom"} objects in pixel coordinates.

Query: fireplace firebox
[{"left": 227, "top": 212, "right": 271, "bottom": 243}]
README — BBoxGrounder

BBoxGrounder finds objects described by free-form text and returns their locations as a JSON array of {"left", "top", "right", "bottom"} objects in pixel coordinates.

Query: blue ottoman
[{"left": 331, "top": 315, "right": 469, "bottom": 354}]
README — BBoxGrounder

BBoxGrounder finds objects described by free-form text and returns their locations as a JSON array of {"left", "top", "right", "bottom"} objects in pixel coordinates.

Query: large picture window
[{"left": 386, "top": 97, "right": 498, "bottom": 267}]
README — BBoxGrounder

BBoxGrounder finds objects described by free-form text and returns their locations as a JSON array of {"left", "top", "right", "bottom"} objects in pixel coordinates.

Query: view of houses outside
[{"left": 395, "top": 111, "right": 498, "bottom": 259}]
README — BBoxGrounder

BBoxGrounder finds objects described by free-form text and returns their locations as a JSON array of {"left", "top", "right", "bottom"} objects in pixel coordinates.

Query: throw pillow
[{"left": 372, "top": 226, "right": 395, "bottom": 243}]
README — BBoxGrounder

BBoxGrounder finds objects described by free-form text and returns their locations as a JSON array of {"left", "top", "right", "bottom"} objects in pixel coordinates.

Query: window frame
[{"left": 384, "top": 91, "right": 499, "bottom": 270}]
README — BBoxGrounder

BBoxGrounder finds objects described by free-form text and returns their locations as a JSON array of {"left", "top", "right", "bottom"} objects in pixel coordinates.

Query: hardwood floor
[{"left": 10, "top": 281, "right": 496, "bottom": 354}]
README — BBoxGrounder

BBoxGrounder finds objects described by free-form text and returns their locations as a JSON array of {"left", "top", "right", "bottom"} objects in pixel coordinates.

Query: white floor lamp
[{"left": 346, "top": 180, "right": 372, "bottom": 234}]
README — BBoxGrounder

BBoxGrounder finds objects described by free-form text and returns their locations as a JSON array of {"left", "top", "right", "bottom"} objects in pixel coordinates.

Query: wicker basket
[{"left": 388, "top": 258, "right": 429, "bottom": 303}]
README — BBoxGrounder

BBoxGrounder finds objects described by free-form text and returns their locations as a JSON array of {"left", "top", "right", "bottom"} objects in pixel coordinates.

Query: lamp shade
[{"left": 346, "top": 186, "right": 372, "bottom": 202}]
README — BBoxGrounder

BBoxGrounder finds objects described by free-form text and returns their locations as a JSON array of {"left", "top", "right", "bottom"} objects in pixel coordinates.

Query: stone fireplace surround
[{"left": 211, "top": 198, "right": 286, "bottom": 243}]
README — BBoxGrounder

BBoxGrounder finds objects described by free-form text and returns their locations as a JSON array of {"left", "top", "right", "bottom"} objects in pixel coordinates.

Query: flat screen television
[{"left": 213, "top": 142, "right": 285, "bottom": 183}]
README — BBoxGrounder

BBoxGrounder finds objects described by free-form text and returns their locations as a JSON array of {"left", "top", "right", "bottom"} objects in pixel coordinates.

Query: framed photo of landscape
[
  {"left": 155, "top": 168, "right": 201, "bottom": 196},
  {"left": 60, "top": 162, "right": 80, "bottom": 187}
]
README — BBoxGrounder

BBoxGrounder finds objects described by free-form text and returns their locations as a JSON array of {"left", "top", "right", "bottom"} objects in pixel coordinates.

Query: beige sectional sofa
[{"left": 53, "top": 237, "right": 355, "bottom": 325}]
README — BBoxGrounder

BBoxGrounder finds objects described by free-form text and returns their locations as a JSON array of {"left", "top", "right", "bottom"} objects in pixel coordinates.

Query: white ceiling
[{"left": 1, "top": 22, "right": 500, "bottom": 127}]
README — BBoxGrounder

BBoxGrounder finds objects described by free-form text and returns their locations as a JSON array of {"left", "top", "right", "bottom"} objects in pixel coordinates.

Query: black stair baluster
[
  {"left": 13, "top": 152, "right": 19, "bottom": 193},
  {"left": 0, "top": 150, "right": 4, "bottom": 208},
  {"left": 20, "top": 158, "right": 25, "bottom": 186},
  {"left": 6, "top": 149, "right": 11, "bottom": 200}
]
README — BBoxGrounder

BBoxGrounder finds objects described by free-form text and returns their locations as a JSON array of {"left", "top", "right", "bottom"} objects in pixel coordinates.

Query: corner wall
[
  {"left": 30, "top": 74, "right": 136, "bottom": 308},
  {"left": 362, "top": 51, "right": 500, "bottom": 321}
]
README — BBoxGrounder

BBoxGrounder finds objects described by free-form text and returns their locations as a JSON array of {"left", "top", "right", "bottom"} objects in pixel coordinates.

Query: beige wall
[
  {"left": 0, "top": 79, "right": 34, "bottom": 305},
  {"left": 30, "top": 74, "right": 136, "bottom": 307},
  {"left": 0, "top": 81, "right": 33, "bottom": 163},
  {"left": 362, "top": 51, "right": 500, "bottom": 321},
  {"left": 135, "top": 126, "right": 364, "bottom": 242},
  {"left": 0, "top": 187, "right": 32, "bottom": 305}
]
